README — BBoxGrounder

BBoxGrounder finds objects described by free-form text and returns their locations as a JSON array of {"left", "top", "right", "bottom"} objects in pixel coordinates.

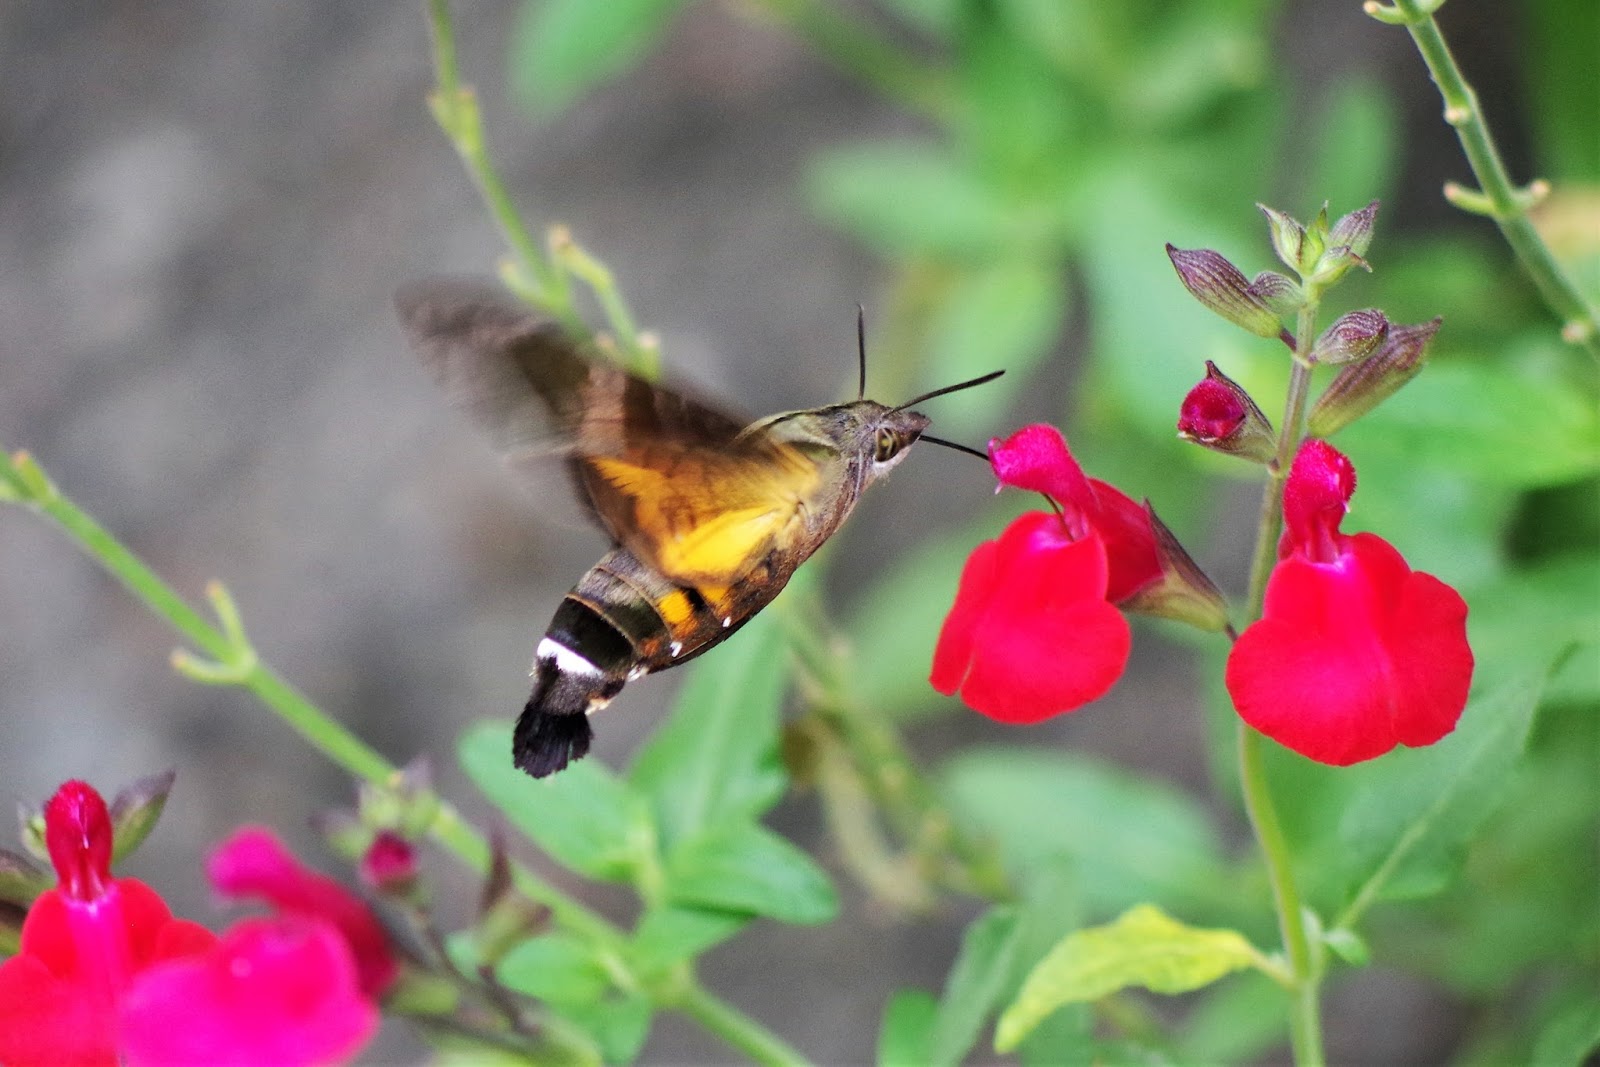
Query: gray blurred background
[{"left": 0, "top": 1, "right": 1528, "bottom": 1062}]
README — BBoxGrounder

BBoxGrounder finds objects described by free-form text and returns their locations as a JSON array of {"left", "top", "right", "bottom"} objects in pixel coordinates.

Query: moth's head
[{"left": 860, "top": 403, "right": 930, "bottom": 478}]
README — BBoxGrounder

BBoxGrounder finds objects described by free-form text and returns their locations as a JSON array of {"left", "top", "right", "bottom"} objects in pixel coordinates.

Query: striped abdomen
[{"left": 513, "top": 547, "right": 794, "bottom": 777}]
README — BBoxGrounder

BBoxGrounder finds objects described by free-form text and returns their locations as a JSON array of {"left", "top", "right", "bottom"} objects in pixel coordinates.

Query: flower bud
[
  {"left": 1120, "top": 503, "right": 1231, "bottom": 633},
  {"left": 0, "top": 901, "right": 22, "bottom": 955},
  {"left": 108, "top": 769, "right": 176, "bottom": 865},
  {"left": 0, "top": 848, "right": 51, "bottom": 907},
  {"left": 1311, "top": 309, "right": 1389, "bottom": 365},
  {"left": 359, "top": 830, "right": 419, "bottom": 895},
  {"left": 1309, "top": 201, "right": 1380, "bottom": 287},
  {"left": 1308, "top": 317, "right": 1441, "bottom": 437},
  {"left": 1177, "top": 361, "right": 1276, "bottom": 464},
  {"left": 1250, "top": 271, "right": 1305, "bottom": 317},
  {"left": 1165, "top": 245, "right": 1284, "bottom": 339},
  {"left": 1259, "top": 204, "right": 1318, "bottom": 275}
]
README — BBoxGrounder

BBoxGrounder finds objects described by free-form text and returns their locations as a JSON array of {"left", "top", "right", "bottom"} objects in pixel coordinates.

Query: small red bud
[
  {"left": 359, "top": 830, "right": 419, "bottom": 894},
  {"left": 1177, "top": 361, "right": 1276, "bottom": 465}
]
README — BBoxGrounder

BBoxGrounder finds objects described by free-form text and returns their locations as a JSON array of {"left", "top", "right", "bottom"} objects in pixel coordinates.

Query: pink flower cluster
[{"left": 0, "top": 781, "right": 396, "bottom": 1067}]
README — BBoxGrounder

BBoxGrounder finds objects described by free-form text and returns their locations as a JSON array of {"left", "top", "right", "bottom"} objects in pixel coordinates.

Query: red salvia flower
[
  {"left": 932, "top": 425, "right": 1161, "bottom": 723},
  {"left": 1225, "top": 439, "right": 1474, "bottom": 765},
  {"left": 0, "top": 781, "right": 216, "bottom": 1067}
]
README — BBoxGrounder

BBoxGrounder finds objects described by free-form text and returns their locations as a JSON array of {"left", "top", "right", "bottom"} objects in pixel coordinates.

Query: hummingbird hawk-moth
[{"left": 397, "top": 281, "right": 1000, "bottom": 778}]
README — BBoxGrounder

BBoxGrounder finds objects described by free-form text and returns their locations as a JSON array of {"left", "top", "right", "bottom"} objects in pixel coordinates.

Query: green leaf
[
  {"left": 460, "top": 722, "right": 655, "bottom": 883},
  {"left": 629, "top": 905, "right": 748, "bottom": 974},
  {"left": 1335, "top": 669, "right": 1549, "bottom": 919},
  {"left": 509, "top": 0, "right": 689, "bottom": 116},
  {"left": 629, "top": 603, "right": 791, "bottom": 849},
  {"left": 497, "top": 932, "right": 612, "bottom": 1005},
  {"left": 929, "top": 907, "right": 1022, "bottom": 1067},
  {"left": 1337, "top": 356, "right": 1600, "bottom": 488},
  {"left": 925, "top": 258, "right": 1069, "bottom": 438},
  {"left": 940, "top": 749, "right": 1233, "bottom": 915},
  {"left": 555, "top": 993, "right": 653, "bottom": 1065},
  {"left": 877, "top": 989, "right": 939, "bottom": 1067},
  {"left": 995, "top": 905, "right": 1268, "bottom": 1052},
  {"left": 806, "top": 142, "right": 1013, "bottom": 257},
  {"left": 664, "top": 822, "right": 838, "bottom": 925}
]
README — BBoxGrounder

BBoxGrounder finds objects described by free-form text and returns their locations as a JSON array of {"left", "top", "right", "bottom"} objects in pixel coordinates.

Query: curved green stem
[{"left": 1372, "top": 0, "right": 1600, "bottom": 360}]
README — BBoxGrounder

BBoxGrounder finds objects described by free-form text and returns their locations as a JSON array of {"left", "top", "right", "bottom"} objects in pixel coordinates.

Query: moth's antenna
[
  {"left": 856, "top": 303, "right": 867, "bottom": 401},
  {"left": 920, "top": 434, "right": 989, "bottom": 461},
  {"left": 890, "top": 369, "right": 1005, "bottom": 413}
]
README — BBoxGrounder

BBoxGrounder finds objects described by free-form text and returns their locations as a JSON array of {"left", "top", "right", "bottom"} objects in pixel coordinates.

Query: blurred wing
[{"left": 397, "top": 279, "right": 819, "bottom": 581}]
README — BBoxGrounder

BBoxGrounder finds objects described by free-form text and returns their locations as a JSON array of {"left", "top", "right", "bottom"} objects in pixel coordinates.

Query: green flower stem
[
  {"left": 424, "top": 0, "right": 553, "bottom": 299},
  {"left": 1370, "top": 0, "right": 1600, "bottom": 360},
  {"left": 3, "top": 450, "right": 810, "bottom": 1066},
  {"left": 739, "top": 0, "right": 953, "bottom": 123},
  {"left": 1235, "top": 299, "right": 1326, "bottom": 1067}
]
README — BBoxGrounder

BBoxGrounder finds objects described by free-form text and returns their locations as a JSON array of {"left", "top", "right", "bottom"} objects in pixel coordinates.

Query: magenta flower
[
  {"left": 0, "top": 781, "right": 216, "bottom": 1067},
  {"left": 204, "top": 826, "right": 399, "bottom": 999},
  {"left": 120, "top": 917, "right": 379, "bottom": 1067},
  {"left": 1226, "top": 439, "right": 1474, "bottom": 764}
]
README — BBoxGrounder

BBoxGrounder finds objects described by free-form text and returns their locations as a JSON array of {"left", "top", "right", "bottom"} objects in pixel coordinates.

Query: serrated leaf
[
  {"left": 629, "top": 603, "right": 791, "bottom": 849},
  {"left": 941, "top": 749, "right": 1232, "bottom": 915},
  {"left": 498, "top": 932, "right": 612, "bottom": 1005},
  {"left": 629, "top": 905, "right": 748, "bottom": 974},
  {"left": 995, "top": 905, "right": 1268, "bottom": 1052},
  {"left": 877, "top": 989, "right": 938, "bottom": 1067},
  {"left": 663, "top": 822, "right": 837, "bottom": 925},
  {"left": 460, "top": 722, "right": 655, "bottom": 883},
  {"left": 929, "top": 907, "right": 1022, "bottom": 1067},
  {"left": 509, "top": 0, "right": 689, "bottom": 116},
  {"left": 1335, "top": 670, "right": 1549, "bottom": 920}
]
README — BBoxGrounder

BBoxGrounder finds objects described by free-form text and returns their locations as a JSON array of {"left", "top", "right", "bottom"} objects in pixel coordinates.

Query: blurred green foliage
[{"left": 499, "top": 0, "right": 1599, "bottom": 1061}]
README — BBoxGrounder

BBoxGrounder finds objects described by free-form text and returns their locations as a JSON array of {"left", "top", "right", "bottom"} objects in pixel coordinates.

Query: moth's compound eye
[{"left": 874, "top": 428, "right": 898, "bottom": 463}]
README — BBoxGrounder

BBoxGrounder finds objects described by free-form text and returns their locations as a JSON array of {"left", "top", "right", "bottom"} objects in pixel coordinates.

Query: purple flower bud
[
  {"left": 1311, "top": 308, "right": 1390, "bottom": 365},
  {"left": 1309, "top": 317, "right": 1441, "bottom": 436},
  {"left": 107, "top": 769, "right": 177, "bottom": 864},
  {"left": 1177, "top": 361, "right": 1277, "bottom": 464},
  {"left": 1166, "top": 245, "right": 1283, "bottom": 338},
  {"left": 1328, "top": 200, "right": 1379, "bottom": 260}
]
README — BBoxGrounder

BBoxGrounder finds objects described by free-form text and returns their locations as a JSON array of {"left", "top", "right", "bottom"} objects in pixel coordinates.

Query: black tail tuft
[{"left": 513, "top": 699, "right": 593, "bottom": 778}]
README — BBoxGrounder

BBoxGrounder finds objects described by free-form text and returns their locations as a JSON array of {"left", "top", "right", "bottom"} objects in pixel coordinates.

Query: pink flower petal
[
  {"left": 208, "top": 828, "right": 397, "bottom": 997},
  {"left": 988, "top": 425, "right": 1097, "bottom": 516},
  {"left": 121, "top": 917, "right": 378, "bottom": 1067}
]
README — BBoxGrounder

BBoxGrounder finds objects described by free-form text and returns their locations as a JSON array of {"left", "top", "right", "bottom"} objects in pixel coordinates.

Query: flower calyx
[
  {"left": 1177, "top": 361, "right": 1276, "bottom": 465},
  {"left": 1308, "top": 317, "right": 1441, "bottom": 437}
]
